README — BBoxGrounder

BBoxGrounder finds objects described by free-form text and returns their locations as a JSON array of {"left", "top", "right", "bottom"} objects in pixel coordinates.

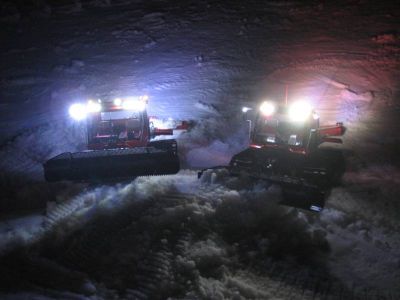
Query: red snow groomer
[
  {"left": 44, "top": 95, "right": 182, "bottom": 182},
  {"left": 229, "top": 101, "right": 346, "bottom": 202}
]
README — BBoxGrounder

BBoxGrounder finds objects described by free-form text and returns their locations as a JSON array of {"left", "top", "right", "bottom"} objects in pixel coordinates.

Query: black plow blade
[
  {"left": 280, "top": 185, "right": 326, "bottom": 212},
  {"left": 43, "top": 147, "right": 180, "bottom": 182}
]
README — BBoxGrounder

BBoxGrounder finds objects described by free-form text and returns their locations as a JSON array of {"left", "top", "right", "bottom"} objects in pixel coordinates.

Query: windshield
[
  {"left": 88, "top": 111, "right": 143, "bottom": 143},
  {"left": 100, "top": 110, "right": 140, "bottom": 121},
  {"left": 253, "top": 117, "right": 307, "bottom": 146}
]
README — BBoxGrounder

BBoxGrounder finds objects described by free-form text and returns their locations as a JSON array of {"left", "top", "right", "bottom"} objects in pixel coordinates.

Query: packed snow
[{"left": 1, "top": 0, "right": 400, "bottom": 299}]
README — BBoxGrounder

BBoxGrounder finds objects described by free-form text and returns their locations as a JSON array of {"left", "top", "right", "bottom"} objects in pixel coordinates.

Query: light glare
[
  {"left": 288, "top": 101, "right": 313, "bottom": 122},
  {"left": 140, "top": 95, "right": 149, "bottom": 102},
  {"left": 242, "top": 106, "right": 252, "bottom": 113},
  {"left": 259, "top": 101, "right": 275, "bottom": 116},
  {"left": 87, "top": 100, "right": 101, "bottom": 113},
  {"left": 69, "top": 103, "right": 87, "bottom": 121},
  {"left": 122, "top": 99, "right": 146, "bottom": 111},
  {"left": 114, "top": 98, "right": 122, "bottom": 106}
]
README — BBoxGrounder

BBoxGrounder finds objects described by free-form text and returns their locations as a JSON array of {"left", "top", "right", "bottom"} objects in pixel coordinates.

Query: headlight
[
  {"left": 69, "top": 103, "right": 87, "bottom": 121},
  {"left": 122, "top": 98, "right": 146, "bottom": 111},
  {"left": 87, "top": 100, "right": 101, "bottom": 113},
  {"left": 113, "top": 98, "right": 122, "bottom": 106},
  {"left": 242, "top": 106, "right": 252, "bottom": 113},
  {"left": 288, "top": 101, "right": 313, "bottom": 122},
  {"left": 259, "top": 101, "right": 275, "bottom": 116},
  {"left": 140, "top": 95, "right": 149, "bottom": 102}
]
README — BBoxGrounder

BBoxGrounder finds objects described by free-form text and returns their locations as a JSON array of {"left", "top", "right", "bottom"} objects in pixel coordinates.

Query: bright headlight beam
[
  {"left": 140, "top": 95, "right": 149, "bottom": 102},
  {"left": 69, "top": 103, "right": 87, "bottom": 121},
  {"left": 87, "top": 100, "right": 101, "bottom": 113},
  {"left": 288, "top": 101, "right": 313, "bottom": 122},
  {"left": 259, "top": 101, "right": 276, "bottom": 116},
  {"left": 114, "top": 98, "right": 122, "bottom": 106},
  {"left": 242, "top": 106, "right": 252, "bottom": 113},
  {"left": 122, "top": 99, "right": 146, "bottom": 111}
]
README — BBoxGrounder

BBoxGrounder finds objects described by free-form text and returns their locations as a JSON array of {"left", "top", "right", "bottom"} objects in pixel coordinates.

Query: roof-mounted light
[
  {"left": 69, "top": 99, "right": 101, "bottom": 121},
  {"left": 288, "top": 101, "right": 313, "bottom": 122},
  {"left": 87, "top": 99, "right": 102, "bottom": 113},
  {"left": 242, "top": 106, "right": 252, "bottom": 113},
  {"left": 69, "top": 103, "right": 87, "bottom": 121},
  {"left": 122, "top": 96, "right": 146, "bottom": 111},
  {"left": 259, "top": 101, "right": 276, "bottom": 116},
  {"left": 140, "top": 94, "right": 149, "bottom": 103},
  {"left": 113, "top": 98, "right": 122, "bottom": 106}
]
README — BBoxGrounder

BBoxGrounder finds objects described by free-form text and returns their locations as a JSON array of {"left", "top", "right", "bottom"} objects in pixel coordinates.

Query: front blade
[{"left": 43, "top": 147, "right": 180, "bottom": 182}]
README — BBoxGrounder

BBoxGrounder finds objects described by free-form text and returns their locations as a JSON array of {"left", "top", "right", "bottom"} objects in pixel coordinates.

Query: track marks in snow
[
  {"left": 1, "top": 171, "right": 400, "bottom": 298},
  {"left": 43, "top": 191, "right": 202, "bottom": 298}
]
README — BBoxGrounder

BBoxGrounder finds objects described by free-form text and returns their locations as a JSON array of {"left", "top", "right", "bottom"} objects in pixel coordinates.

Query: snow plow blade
[
  {"left": 43, "top": 147, "right": 180, "bottom": 182},
  {"left": 229, "top": 147, "right": 344, "bottom": 191}
]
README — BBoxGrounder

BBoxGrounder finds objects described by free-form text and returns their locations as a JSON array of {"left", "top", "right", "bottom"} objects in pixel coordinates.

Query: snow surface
[
  {"left": 1, "top": 0, "right": 400, "bottom": 298},
  {"left": 0, "top": 170, "right": 399, "bottom": 298}
]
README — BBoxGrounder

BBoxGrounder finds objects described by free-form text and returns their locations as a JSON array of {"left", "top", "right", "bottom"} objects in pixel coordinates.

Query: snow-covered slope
[
  {"left": 1, "top": 0, "right": 400, "bottom": 298},
  {"left": 1, "top": 171, "right": 399, "bottom": 298},
  {"left": 1, "top": 1, "right": 399, "bottom": 171}
]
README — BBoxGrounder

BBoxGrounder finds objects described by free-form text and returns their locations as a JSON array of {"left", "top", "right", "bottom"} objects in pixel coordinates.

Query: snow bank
[
  {"left": 1, "top": 0, "right": 400, "bottom": 297},
  {"left": 0, "top": 214, "right": 44, "bottom": 255},
  {"left": 0, "top": 120, "right": 86, "bottom": 183},
  {"left": 310, "top": 165, "right": 400, "bottom": 293},
  {"left": 1, "top": 164, "right": 399, "bottom": 297}
]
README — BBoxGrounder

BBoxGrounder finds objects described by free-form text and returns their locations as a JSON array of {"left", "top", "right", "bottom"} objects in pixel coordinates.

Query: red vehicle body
[
  {"left": 43, "top": 97, "right": 183, "bottom": 182},
  {"left": 226, "top": 102, "right": 346, "bottom": 210},
  {"left": 196, "top": 100, "right": 346, "bottom": 211}
]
